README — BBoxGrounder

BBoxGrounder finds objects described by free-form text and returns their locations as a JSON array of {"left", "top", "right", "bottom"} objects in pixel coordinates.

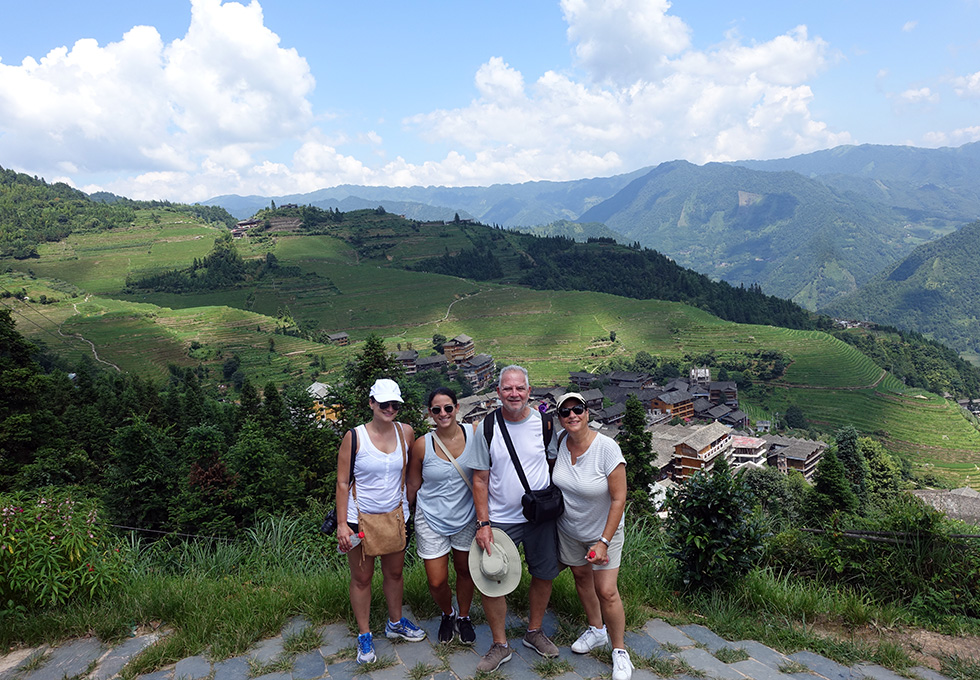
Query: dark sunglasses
[
  {"left": 377, "top": 401, "right": 401, "bottom": 411},
  {"left": 429, "top": 404, "right": 455, "bottom": 415},
  {"left": 558, "top": 404, "right": 586, "bottom": 418}
]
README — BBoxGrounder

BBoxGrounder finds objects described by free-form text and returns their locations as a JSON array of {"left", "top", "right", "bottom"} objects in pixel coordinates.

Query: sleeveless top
[
  {"left": 416, "top": 426, "right": 476, "bottom": 535},
  {"left": 345, "top": 422, "right": 411, "bottom": 525}
]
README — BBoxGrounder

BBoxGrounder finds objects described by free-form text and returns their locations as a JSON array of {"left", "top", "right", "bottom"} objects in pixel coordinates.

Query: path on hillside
[
  {"left": 59, "top": 296, "right": 121, "bottom": 372},
  {"left": 0, "top": 611, "right": 961, "bottom": 680}
]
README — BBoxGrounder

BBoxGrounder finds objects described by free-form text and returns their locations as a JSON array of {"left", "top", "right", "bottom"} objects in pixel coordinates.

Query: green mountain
[
  {"left": 822, "top": 220, "right": 980, "bottom": 355},
  {"left": 577, "top": 161, "right": 926, "bottom": 309}
]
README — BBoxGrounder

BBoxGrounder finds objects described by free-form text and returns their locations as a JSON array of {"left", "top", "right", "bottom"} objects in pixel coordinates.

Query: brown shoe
[
  {"left": 523, "top": 629, "right": 558, "bottom": 658},
  {"left": 477, "top": 643, "right": 513, "bottom": 672}
]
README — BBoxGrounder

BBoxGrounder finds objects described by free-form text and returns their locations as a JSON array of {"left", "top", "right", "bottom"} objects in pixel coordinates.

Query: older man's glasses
[
  {"left": 429, "top": 405, "right": 455, "bottom": 415},
  {"left": 558, "top": 405, "right": 586, "bottom": 418}
]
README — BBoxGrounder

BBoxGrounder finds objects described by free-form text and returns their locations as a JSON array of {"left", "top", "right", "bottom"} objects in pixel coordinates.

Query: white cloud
[
  {"left": 406, "top": 6, "right": 845, "bottom": 180},
  {"left": 953, "top": 70, "right": 980, "bottom": 97},
  {"left": 900, "top": 87, "right": 938, "bottom": 103},
  {"left": 0, "top": 0, "right": 313, "bottom": 186},
  {"left": 902, "top": 20, "right": 918, "bottom": 32}
]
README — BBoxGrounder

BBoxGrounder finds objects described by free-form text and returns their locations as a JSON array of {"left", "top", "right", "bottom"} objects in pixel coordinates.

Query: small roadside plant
[
  {"left": 665, "top": 458, "right": 765, "bottom": 591},
  {"left": 0, "top": 490, "right": 126, "bottom": 608}
]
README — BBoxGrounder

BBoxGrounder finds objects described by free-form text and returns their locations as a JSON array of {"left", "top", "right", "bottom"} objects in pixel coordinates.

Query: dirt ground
[{"left": 812, "top": 621, "right": 980, "bottom": 670}]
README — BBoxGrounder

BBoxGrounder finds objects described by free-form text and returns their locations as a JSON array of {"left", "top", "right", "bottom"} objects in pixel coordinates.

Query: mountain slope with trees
[{"left": 824, "top": 220, "right": 980, "bottom": 355}]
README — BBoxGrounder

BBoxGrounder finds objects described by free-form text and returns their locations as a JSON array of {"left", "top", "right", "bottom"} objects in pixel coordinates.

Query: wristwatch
[{"left": 476, "top": 520, "right": 491, "bottom": 528}]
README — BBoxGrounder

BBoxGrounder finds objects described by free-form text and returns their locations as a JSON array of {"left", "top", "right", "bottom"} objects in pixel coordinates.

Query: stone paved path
[{"left": 0, "top": 613, "right": 953, "bottom": 680}]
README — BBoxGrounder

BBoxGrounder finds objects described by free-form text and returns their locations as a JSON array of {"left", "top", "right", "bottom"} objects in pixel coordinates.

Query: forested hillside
[{"left": 824, "top": 221, "right": 980, "bottom": 355}]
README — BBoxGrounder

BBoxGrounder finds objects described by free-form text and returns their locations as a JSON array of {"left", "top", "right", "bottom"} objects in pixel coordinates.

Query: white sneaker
[
  {"left": 612, "top": 648, "right": 633, "bottom": 680},
  {"left": 571, "top": 625, "right": 609, "bottom": 653}
]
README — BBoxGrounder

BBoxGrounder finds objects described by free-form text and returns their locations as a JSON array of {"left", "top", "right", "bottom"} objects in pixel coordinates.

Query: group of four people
[{"left": 335, "top": 365, "right": 633, "bottom": 680}]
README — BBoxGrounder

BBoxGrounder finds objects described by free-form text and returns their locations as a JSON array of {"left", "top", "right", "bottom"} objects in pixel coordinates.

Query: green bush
[
  {"left": 665, "top": 459, "right": 765, "bottom": 591},
  {"left": 0, "top": 490, "right": 125, "bottom": 609}
]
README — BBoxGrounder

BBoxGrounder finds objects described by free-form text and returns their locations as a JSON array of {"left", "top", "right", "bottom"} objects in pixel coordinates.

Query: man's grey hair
[{"left": 497, "top": 364, "right": 529, "bottom": 389}]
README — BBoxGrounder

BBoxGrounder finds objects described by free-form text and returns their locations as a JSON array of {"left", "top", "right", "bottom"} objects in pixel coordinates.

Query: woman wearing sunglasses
[
  {"left": 336, "top": 378, "right": 425, "bottom": 664},
  {"left": 553, "top": 393, "right": 632, "bottom": 680},
  {"left": 406, "top": 387, "right": 478, "bottom": 645}
]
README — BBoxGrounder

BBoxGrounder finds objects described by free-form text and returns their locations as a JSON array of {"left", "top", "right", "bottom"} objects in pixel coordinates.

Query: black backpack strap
[
  {"left": 556, "top": 429, "right": 568, "bottom": 450},
  {"left": 542, "top": 411, "right": 554, "bottom": 449},
  {"left": 483, "top": 409, "right": 497, "bottom": 465},
  {"left": 495, "top": 409, "right": 532, "bottom": 493}
]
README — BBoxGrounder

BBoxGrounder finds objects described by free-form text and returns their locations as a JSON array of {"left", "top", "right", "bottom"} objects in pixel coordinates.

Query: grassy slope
[{"left": 4, "top": 211, "right": 980, "bottom": 487}]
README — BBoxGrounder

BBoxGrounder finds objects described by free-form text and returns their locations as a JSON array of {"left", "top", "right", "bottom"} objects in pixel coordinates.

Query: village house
[
  {"left": 443, "top": 334, "right": 476, "bottom": 364},
  {"left": 709, "top": 381, "right": 739, "bottom": 406},
  {"left": 327, "top": 332, "right": 349, "bottom": 346},
  {"left": 569, "top": 371, "right": 597, "bottom": 389},
  {"left": 391, "top": 350, "right": 418, "bottom": 375},
  {"left": 672, "top": 422, "right": 733, "bottom": 479},
  {"left": 416, "top": 354, "right": 448, "bottom": 373},
  {"left": 766, "top": 435, "right": 826, "bottom": 482},
  {"left": 730, "top": 435, "right": 769, "bottom": 469},
  {"left": 651, "top": 390, "right": 695, "bottom": 421},
  {"left": 459, "top": 353, "right": 495, "bottom": 390},
  {"left": 306, "top": 381, "right": 336, "bottom": 422}
]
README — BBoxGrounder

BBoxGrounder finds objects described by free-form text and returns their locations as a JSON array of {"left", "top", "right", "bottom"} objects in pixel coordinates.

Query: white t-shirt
[
  {"left": 471, "top": 410, "right": 556, "bottom": 525},
  {"left": 345, "top": 423, "right": 411, "bottom": 525},
  {"left": 553, "top": 432, "right": 626, "bottom": 542}
]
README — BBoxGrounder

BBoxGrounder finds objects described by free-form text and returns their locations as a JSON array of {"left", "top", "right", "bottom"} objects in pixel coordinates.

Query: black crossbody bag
[{"left": 495, "top": 409, "right": 564, "bottom": 523}]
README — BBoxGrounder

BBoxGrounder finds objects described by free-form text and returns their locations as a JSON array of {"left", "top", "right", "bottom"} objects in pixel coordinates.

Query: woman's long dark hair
[{"left": 426, "top": 386, "right": 458, "bottom": 407}]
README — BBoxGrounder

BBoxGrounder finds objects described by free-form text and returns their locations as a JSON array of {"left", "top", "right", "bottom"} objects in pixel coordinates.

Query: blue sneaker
[
  {"left": 385, "top": 617, "right": 426, "bottom": 641},
  {"left": 357, "top": 632, "right": 376, "bottom": 664}
]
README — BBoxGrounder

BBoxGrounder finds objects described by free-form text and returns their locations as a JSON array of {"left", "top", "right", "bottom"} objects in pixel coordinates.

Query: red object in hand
[
  {"left": 358, "top": 531, "right": 365, "bottom": 538},
  {"left": 589, "top": 550, "right": 596, "bottom": 559}
]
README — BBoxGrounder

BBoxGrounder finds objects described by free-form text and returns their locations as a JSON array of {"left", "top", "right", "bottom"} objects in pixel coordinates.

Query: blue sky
[{"left": 1, "top": 0, "right": 979, "bottom": 202}]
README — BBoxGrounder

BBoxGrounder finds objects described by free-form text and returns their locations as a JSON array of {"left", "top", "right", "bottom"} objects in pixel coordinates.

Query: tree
[
  {"left": 860, "top": 437, "right": 903, "bottom": 502},
  {"left": 803, "top": 449, "right": 859, "bottom": 523},
  {"left": 834, "top": 425, "right": 869, "bottom": 510},
  {"left": 432, "top": 333, "right": 447, "bottom": 354},
  {"left": 784, "top": 404, "right": 807, "bottom": 429},
  {"left": 665, "top": 458, "right": 765, "bottom": 591},
  {"left": 617, "top": 395, "right": 657, "bottom": 515}
]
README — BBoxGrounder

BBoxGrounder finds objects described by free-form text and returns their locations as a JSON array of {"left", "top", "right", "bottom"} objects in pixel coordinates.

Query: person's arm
[
  {"left": 472, "top": 468, "right": 493, "bottom": 554},
  {"left": 407, "top": 434, "right": 425, "bottom": 506},
  {"left": 335, "top": 429, "right": 355, "bottom": 552},
  {"left": 587, "top": 462, "right": 627, "bottom": 565}
]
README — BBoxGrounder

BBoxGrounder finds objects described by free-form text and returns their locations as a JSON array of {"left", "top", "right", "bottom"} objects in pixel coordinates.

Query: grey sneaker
[
  {"left": 477, "top": 643, "right": 513, "bottom": 672},
  {"left": 523, "top": 629, "right": 559, "bottom": 658}
]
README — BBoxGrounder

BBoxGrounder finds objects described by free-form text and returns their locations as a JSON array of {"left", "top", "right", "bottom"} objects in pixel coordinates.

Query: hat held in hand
[{"left": 469, "top": 527, "right": 522, "bottom": 597}]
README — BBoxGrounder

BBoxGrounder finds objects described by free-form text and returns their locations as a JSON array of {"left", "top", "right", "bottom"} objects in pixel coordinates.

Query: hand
[
  {"left": 586, "top": 541, "right": 609, "bottom": 565},
  {"left": 476, "top": 524, "right": 494, "bottom": 555},
  {"left": 337, "top": 523, "right": 354, "bottom": 553}
]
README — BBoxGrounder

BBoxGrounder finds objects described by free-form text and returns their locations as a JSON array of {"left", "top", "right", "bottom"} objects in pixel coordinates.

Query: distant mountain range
[{"left": 202, "top": 142, "right": 980, "bottom": 341}]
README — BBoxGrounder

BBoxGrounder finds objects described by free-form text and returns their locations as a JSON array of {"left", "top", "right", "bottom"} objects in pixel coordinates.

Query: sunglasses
[
  {"left": 377, "top": 401, "right": 401, "bottom": 412},
  {"left": 558, "top": 404, "right": 586, "bottom": 418},
  {"left": 429, "top": 404, "right": 455, "bottom": 415}
]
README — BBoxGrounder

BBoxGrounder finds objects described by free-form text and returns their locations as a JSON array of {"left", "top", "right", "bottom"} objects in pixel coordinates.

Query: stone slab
[
  {"left": 730, "top": 658, "right": 793, "bottom": 680},
  {"left": 624, "top": 631, "right": 666, "bottom": 659},
  {"left": 292, "top": 650, "right": 326, "bottom": 680},
  {"left": 392, "top": 640, "right": 440, "bottom": 669},
  {"left": 555, "top": 648, "right": 610, "bottom": 679},
  {"left": 173, "top": 655, "right": 211, "bottom": 680},
  {"left": 91, "top": 634, "right": 161, "bottom": 680},
  {"left": 855, "top": 665, "right": 903, "bottom": 680},
  {"left": 135, "top": 671, "right": 173, "bottom": 680},
  {"left": 733, "top": 641, "right": 792, "bottom": 670},
  {"left": 786, "top": 651, "right": 862, "bottom": 680},
  {"left": 252, "top": 672, "right": 291, "bottom": 680},
  {"left": 643, "top": 620, "right": 695, "bottom": 649},
  {"left": 282, "top": 617, "right": 313, "bottom": 640},
  {"left": 325, "top": 660, "right": 358, "bottom": 680},
  {"left": 445, "top": 649, "right": 480, "bottom": 679},
  {"left": 250, "top": 638, "right": 285, "bottom": 665},
  {"left": 910, "top": 667, "right": 951, "bottom": 680},
  {"left": 212, "top": 657, "right": 250, "bottom": 680},
  {"left": 318, "top": 624, "right": 352, "bottom": 659},
  {"left": 23, "top": 639, "right": 106, "bottom": 680},
  {"left": 0, "top": 647, "right": 45, "bottom": 680},
  {"left": 678, "top": 625, "right": 732, "bottom": 653},
  {"left": 677, "top": 648, "right": 748, "bottom": 680}
]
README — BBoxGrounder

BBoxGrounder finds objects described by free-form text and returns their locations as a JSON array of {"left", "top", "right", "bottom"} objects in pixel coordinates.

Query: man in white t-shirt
[{"left": 471, "top": 365, "right": 560, "bottom": 672}]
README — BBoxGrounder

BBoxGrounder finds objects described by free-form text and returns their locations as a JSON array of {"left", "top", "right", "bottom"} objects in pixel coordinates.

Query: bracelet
[
  {"left": 476, "top": 520, "right": 491, "bottom": 528},
  {"left": 598, "top": 536, "right": 611, "bottom": 547}
]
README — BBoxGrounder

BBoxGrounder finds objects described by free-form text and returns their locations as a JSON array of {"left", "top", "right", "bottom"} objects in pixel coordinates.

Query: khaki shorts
[
  {"left": 557, "top": 526, "right": 624, "bottom": 570},
  {"left": 414, "top": 511, "right": 477, "bottom": 559}
]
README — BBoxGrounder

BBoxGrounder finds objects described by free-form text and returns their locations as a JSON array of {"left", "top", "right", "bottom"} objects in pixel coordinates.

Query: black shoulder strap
[
  {"left": 495, "top": 409, "right": 532, "bottom": 494},
  {"left": 348, "top": 428, "right": 358, "bottom": 483},
  {"left": 483, "top": 410, "right": 496, "bottom": 465},
  {"left": 557, "top": 429, "right": 568, "bottom": 450}
]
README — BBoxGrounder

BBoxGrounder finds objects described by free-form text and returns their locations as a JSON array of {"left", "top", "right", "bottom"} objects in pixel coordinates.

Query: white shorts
[
  {"left": 557, "top": 526, "right": 624, "bottom": 570},
  {"left": 414, "top": 511, "right": 477, "bottom": 560}
]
